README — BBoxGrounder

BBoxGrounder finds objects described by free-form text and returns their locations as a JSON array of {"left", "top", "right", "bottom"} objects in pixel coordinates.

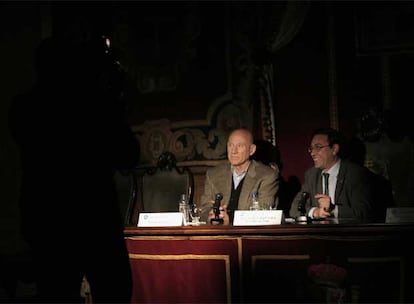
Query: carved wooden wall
[
  {"left": 50, "top": 2, "right": 308, "bottom": 202},
  {"left": 105, "top": 3, "right": 286, "bottom": 202}
]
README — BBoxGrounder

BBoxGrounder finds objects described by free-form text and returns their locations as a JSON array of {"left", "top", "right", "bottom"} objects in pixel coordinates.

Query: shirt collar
[
  {"left": 324, "top": 159, "right": 340, "bottom": 178},
  {"left": 231, "top": 161, "right": 250, "bottom": 177}
]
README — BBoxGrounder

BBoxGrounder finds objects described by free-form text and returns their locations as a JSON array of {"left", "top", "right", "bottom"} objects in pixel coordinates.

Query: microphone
[
  {"left": 210, "top": 193, "right": 224, "bottom": 225},
  {"left": 296, "top": 191, "right": 309, "bottom": 222}
]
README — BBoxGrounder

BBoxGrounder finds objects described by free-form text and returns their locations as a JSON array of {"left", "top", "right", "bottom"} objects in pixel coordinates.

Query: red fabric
[{"left": 126, "top": 238, "right": 239, "bottom": 303}]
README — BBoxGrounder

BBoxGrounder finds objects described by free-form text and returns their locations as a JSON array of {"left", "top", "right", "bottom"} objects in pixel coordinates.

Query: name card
[
  {"left": 233, "top": 210, "right": 283, "bottom": 226},
  {"left": 138, "top": 212, "right": 184, "bottom": 227},
  {"left": 386, "top": 207, "right": 414, "bottom": 223}
]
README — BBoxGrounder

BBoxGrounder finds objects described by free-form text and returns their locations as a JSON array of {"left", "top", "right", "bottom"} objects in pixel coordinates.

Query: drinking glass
[{"left": 190, "top": 203, "right": 202, "bottom": 225}]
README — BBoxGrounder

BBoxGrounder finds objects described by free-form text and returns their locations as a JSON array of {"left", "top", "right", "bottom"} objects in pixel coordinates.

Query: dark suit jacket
[
  {"left": 290, "top": 159, "right": 373, "bottom": 221},
  {"left": 200, "top": 160, "right": 279, "bottom": 221}
]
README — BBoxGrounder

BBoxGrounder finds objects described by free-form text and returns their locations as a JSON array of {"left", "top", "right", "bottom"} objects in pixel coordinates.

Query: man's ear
[
  {"left": 250, "top": 144, "right": 257, "bottom": 156},
  {"left": 332, "top": 143, "right": 340, "bottom": 155}
]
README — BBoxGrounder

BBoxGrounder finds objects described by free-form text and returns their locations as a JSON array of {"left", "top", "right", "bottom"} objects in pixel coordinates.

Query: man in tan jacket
[{"left": 200, "top": 128, "right": 280, "bottom": 225}]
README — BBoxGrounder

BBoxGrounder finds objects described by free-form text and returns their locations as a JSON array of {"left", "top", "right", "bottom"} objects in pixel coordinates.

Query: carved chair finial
[{"left": 157, "top": 151, "right": 177, "bottom": 171}]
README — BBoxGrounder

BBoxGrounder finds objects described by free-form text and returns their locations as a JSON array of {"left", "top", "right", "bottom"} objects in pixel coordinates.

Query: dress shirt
[
  {"left": 231, "top": 162, "right": 250, "bottom": 189},
  {"left": 309, "top": 160, "right": 341, "bottom": 218}
]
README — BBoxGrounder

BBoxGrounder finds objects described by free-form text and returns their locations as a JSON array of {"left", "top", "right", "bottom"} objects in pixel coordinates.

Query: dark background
[{"left": 1, "top": 1, "right": 413, "bottom": 256}]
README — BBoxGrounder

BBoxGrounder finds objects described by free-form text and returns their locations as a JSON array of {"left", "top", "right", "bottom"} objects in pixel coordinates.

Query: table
[{"left": 124, "top": 221, "right": 414, "bottom": 303}]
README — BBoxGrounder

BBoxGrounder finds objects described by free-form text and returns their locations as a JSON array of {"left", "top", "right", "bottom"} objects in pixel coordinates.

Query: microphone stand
[
  {"left": 210, "top": 193, "right": 224, "bottom": 225},
  {"left": 296, "top": 191, "right": 309, "bottom": 222}
]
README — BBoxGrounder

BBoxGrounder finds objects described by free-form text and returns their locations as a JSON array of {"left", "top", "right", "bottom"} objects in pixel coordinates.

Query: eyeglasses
[{"left": 307, "top": 145, "right": 330, "bottom": 153}]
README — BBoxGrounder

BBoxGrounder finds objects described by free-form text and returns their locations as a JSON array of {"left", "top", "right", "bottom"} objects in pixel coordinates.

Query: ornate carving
[
  {"left": 134, "top": 119, "right": 230, "bottom": 166},
  {"left": 117, "top": 3, "right": 309, "bottom": 167}
]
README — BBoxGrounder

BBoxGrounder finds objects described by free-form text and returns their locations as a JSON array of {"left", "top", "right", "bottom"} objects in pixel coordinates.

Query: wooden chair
[{"left": 127, "top": 151, "right": 194, "bottom": 226}]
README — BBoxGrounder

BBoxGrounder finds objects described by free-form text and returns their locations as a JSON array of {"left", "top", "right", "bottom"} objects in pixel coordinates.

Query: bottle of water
[
  {"left": 178, "top": 193, "right": 189, "bottom": 225},
  {"left": 249, "top": 192, "right": 261, "bottom": 210}
]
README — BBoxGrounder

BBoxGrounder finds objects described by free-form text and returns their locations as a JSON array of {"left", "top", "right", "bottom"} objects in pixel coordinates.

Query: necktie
[{"left": 322, "top": 173, "right": 330, "bottom": 196}]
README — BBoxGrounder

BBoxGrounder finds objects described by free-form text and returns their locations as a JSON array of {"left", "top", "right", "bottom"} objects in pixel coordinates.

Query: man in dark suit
[
  {"left": 200, "top": 128, "right": 279, "bottom": 225},
  {"left": 290, "top": 127, "right": 373, "bottom": 222}
]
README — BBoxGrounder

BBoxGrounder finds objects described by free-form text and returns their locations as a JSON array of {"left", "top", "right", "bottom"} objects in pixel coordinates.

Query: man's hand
[
  {"left": 208, "top": 201, "right": 230, "bottom": 225},
  {"left": 313, "top": 194, "right": 333, "bottom": 218}
]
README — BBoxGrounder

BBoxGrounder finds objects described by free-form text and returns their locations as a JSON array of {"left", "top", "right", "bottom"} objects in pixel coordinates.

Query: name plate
[
  {"left": 386, "top": 207, "right": 414, "bottom": 223},
  {"left": 138, "top": 212, "right": 184, "bottom": 227},
  {"left": 233, "top": 210, "right": 283, "bottom": 226}
]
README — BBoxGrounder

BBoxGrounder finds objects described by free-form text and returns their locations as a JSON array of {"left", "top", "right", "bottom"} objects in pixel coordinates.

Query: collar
[
  {"left": 323, "top": 159, "right": 341, "bottom": 178},
  {"left": 231, "top": 161, "right": 251, "bottom": 177}
]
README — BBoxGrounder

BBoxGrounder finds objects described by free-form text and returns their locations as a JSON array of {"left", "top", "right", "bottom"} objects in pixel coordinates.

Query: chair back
[{"left": 128, "top": 151, "right": 194, "bottom": 225}]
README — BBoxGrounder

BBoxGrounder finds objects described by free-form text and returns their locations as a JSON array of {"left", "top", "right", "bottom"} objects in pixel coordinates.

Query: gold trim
[
  {"left": 253, "top": 254, "right": 310, "bottom": 260},
  {"left": 237, "top": 238, "right": 243, "bottom": 301},
  {"left": 251, "top": 255, "right": 310, "bottom": 272},
  {"left": 242, "top": 235, "right": 396, "bottom": 241},
  {"left": 126, "top": 236, "right": 190, "bottom": 241},
  {"left": 347, "top": 256, "right": 403, "bottom": 263},
  {"left": 129, "top": 254, "right": 232, "bottom": 303},
  {"left": 127, "top": 235, "right": 241, "bottom": 241},
  {"left": 187, "top": 235, "right": 239, "bottom": 240}
]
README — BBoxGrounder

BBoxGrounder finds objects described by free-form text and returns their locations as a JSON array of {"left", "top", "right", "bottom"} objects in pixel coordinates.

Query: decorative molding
[
  {"left": 134, "top": 119, "right": 231, "bottom": 166},
  {"left": 123, "top": 3, "right": 309, "bottom": 167},
  {"left": 326, "top": 2, "right": 339, "bottom": 130}
]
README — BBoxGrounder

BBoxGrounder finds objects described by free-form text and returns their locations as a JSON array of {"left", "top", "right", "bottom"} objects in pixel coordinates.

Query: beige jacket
[{"left": 200, "top": 160, "right": 279, "bottom": 221}]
